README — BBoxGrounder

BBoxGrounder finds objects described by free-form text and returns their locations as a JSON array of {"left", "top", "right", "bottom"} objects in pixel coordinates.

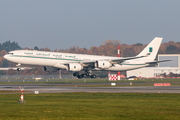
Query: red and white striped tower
[
  {"left": 108, "top": 71, "right": 110, "bottom": 80},
  {"left": 117, "top": 45, "right": 121, "bottom": 80}
]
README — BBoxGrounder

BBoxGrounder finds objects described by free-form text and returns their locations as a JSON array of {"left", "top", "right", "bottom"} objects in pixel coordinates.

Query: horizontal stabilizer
[{"left": 145, "top": 60, "right": 172, "bottom": 64}]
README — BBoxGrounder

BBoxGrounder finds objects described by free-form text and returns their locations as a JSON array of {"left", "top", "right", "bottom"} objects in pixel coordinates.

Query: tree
[
  {"left": 0, "top": 50, "right": 7, "bottom": 57},
  {"left": 40, "top": 47, "right": 50, "bottom": 51},
  {"left": 124, "top": 47, "right": 137, "bottom": 57},
  {"left": 103, "top": 40, "right": 121, "bottom": 46},
  {"left": 0, "top": 41, "right": 21, "bottom": 52},
  {"left": 34, "top": 46, "right": 39, "bottom": 50},
  {"left": 165, "top": 45, "right": 179, "bottom": 54},
  {"left": 135, "top": 43, "right": 143, "bottom": 46}
]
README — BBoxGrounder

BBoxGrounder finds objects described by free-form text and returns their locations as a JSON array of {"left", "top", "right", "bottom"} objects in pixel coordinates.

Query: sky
[{"left": 0, "top": 0, "right": 180, "bottom": 50}]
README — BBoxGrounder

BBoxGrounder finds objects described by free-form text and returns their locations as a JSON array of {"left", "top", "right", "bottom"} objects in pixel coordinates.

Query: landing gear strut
[{"left": 73, "top": 71, "right": 96, "bottom": 79}]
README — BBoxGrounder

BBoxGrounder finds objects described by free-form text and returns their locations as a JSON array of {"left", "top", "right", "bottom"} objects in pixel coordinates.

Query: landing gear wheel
[
  {"left": 82, "top": 74, "right": 86, "bottom": 78},
  {"left": 77, "top": 75, "right": 83, "bottom": 79},
  {"left": 73, "top": 72, "right": 78, "bottom": 76},
  {"left": 90, "top": 75, "right": 96, "bottom": 79},
  {"left": 86, "top": 71, "right": 92, "bottom": 76}
]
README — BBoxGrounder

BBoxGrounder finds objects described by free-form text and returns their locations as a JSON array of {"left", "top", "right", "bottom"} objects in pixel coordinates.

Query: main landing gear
[{"left": 73, "top": 71, "right": 96, "bottom": 79}]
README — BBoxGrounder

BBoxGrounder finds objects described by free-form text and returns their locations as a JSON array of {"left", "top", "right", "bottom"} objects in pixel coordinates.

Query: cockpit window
[{"left": 8, "top": 53, "right": 14, "bottom": 55}]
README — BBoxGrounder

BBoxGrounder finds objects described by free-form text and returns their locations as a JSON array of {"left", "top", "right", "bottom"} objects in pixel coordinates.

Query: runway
[{"left": 1, "top": 84, "right": 180, "bottom": 93}]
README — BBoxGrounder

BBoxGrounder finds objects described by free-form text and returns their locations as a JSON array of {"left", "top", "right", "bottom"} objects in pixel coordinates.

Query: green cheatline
[{"left": 10, "top": 55, "right": 83, "bottom": 62}]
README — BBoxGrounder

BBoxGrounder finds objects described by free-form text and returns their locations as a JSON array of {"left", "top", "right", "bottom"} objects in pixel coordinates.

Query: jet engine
[
  {"left": 68, "top": 63, "right": 83, "bottom": 71},
  {"left": 17, "top": 68, "right": 21, "bottom": 71},
  {"left": 95, "top": 61, "right": 112, "bottom": 69},
  {"left": 44, "top": 66, "right": 59, "bottom": 72}
]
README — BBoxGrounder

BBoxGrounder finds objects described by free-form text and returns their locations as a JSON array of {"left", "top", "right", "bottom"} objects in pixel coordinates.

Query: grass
[{"left": 0, "top": 93, "right": 180, "bottom": 120}]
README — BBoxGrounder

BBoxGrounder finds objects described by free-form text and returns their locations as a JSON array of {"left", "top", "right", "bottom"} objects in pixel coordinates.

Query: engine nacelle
[
  {"left": 17, "top": 68, "right": 21, "bottom": 71},
  {"left": 96, "top": 61, "right": 112, "bottom": 69},
  {"left": 44, "top": 66, "right": 59, "bottom": 72},
  {"left": 68, "top": 63, "right": 83, "bottom": 71}
]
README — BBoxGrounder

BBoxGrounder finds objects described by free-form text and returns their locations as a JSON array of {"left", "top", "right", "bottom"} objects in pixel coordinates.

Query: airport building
[{"left": 127, "top": 54, "right": 180, "bottom": 78}]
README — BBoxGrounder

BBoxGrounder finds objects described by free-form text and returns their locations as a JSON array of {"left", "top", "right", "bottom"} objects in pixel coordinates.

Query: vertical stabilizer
[{"left": 137, "top": 37, "right": 163, "bottom": 60}]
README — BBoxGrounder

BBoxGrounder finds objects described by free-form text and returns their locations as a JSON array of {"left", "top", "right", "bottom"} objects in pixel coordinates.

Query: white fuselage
[{"left": 4, "top": 50, "right": 150, "bottom": 71}]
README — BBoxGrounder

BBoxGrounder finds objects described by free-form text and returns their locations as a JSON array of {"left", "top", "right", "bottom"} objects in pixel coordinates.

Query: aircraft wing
[
  {"left": 145, "top": 60, "right": 172, "bottom": 64},
  {"left": 109, "top": 56, "right": 145, "bottom": 64},
  {"left": 61, "top": 56, "right": 146, "bottom": 69},
  {"left": 80, "top": 61, "right": 96, "bottom": 67},
  {"left": 81, "top": 55, "right": 145, "bottom": 65}
]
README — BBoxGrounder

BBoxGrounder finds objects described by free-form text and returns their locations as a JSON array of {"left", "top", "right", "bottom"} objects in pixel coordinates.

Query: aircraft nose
[{"left": 4, "top": 54, "right": 9, "bottom": 60}]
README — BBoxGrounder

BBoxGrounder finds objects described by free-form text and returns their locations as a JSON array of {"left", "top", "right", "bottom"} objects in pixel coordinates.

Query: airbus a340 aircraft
[{"left": 4, "top": 37, "right": 168, "bottom": 78}]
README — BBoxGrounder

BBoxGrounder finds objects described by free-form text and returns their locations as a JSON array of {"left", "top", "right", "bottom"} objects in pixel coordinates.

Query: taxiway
[{"left": 0, "top": 84, "right": 180, "bottom": 93}]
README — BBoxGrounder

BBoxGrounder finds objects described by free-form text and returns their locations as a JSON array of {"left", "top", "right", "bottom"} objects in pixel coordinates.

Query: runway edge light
[{"left": 35, "top": 91, "right": 39, "bottom": 94}]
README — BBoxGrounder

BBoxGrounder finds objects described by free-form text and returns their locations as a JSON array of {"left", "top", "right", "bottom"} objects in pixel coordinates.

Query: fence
[{"left": 0, "top": 75, "right": 74, "bottom": 79}]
